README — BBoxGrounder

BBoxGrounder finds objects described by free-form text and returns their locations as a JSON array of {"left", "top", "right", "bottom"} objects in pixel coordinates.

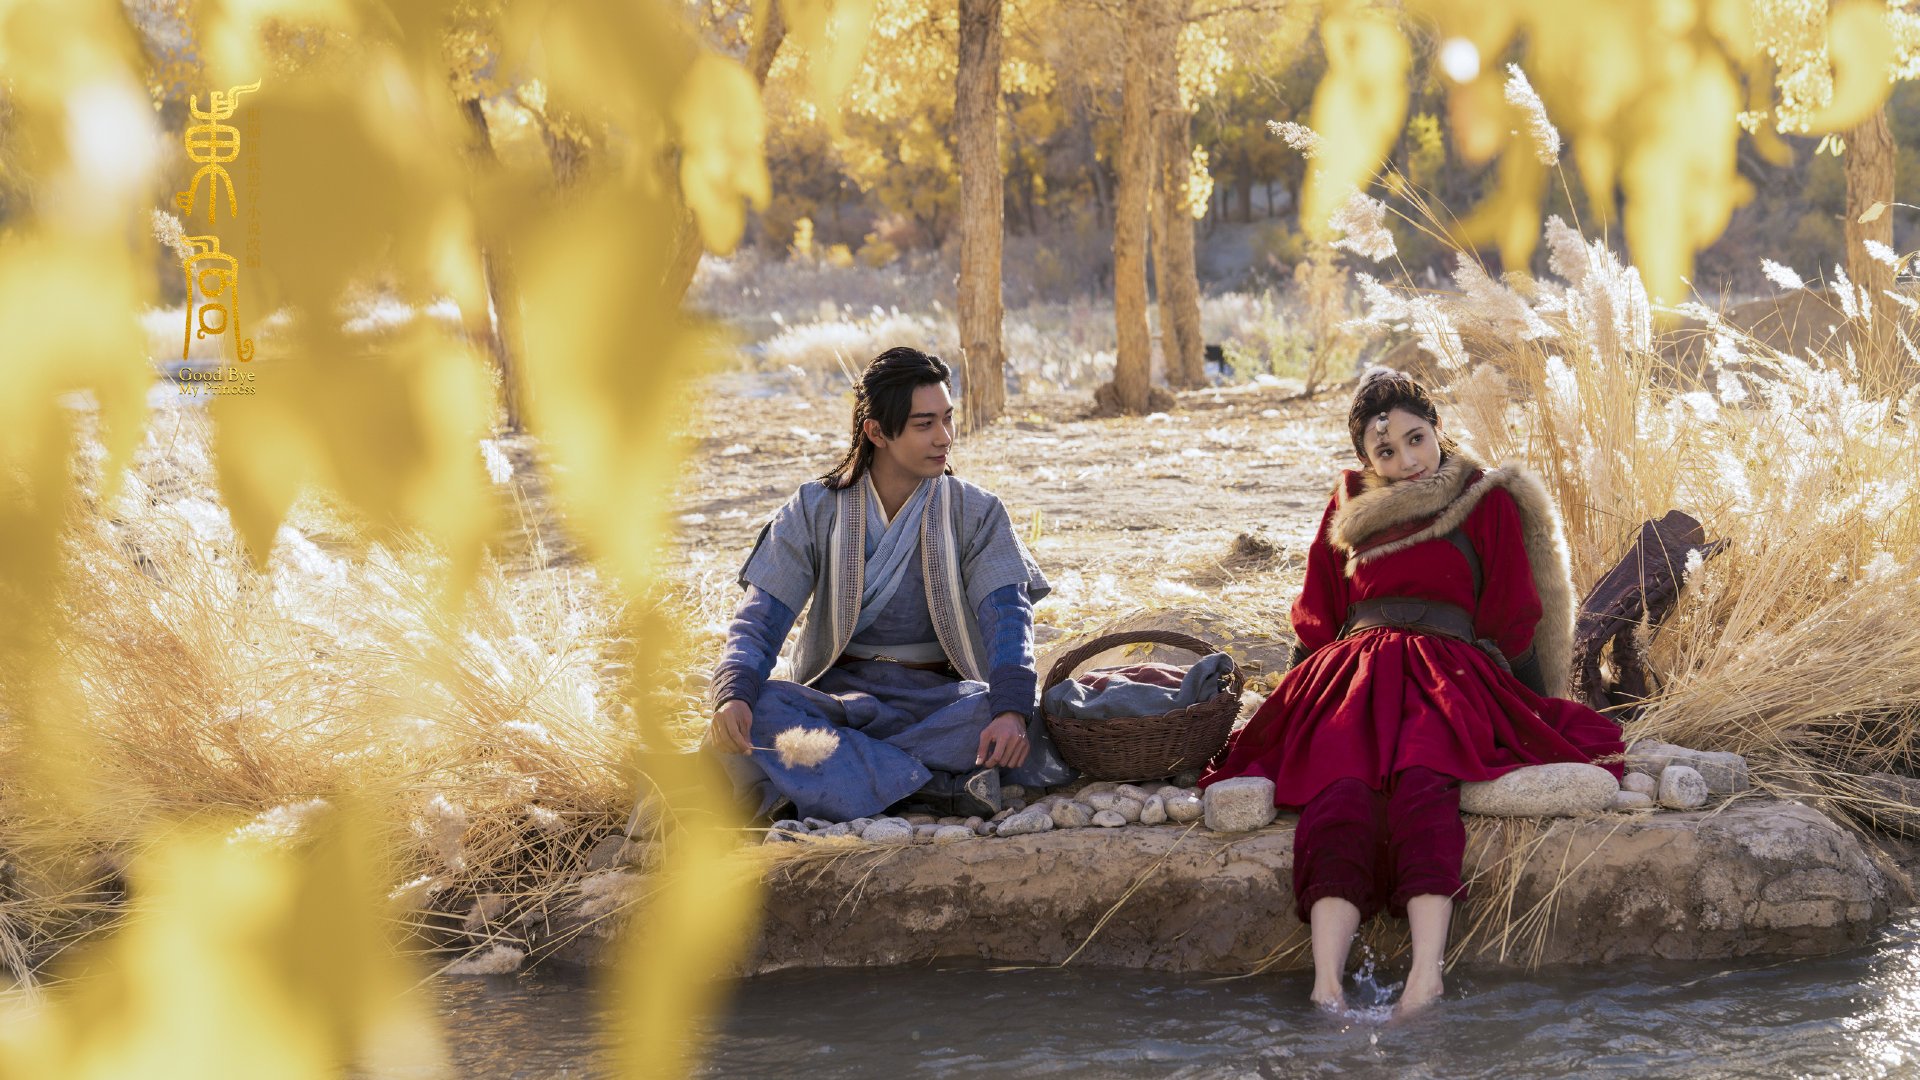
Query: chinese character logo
[{"left": 175, "top": 80, "right": 259, "bottom": 363}]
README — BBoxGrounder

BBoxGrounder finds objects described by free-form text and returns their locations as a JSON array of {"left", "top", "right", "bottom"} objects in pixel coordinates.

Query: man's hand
[
  {"left": 975, "top": 712, "right": 1031, "bottom": 769},
  {"left": 710, "top": 699, "right": 754, "bottom": 755}
]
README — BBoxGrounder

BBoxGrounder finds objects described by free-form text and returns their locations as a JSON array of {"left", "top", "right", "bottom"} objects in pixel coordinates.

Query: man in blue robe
[{"left": 708, "top": 347, "right": 1073, "bottom": 821}]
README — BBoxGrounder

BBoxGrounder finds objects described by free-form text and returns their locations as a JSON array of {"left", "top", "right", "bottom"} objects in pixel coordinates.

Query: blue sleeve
[
  {"left": 975, "top": 582, "right": 1038, "bottom": 720},
  {"left": 710, "top": 586, "right": 798, "bottom": 710}
]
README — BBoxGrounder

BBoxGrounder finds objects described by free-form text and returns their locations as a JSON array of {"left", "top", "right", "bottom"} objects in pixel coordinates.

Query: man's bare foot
[
  {"left": 1310, "top": 982, "right": 1347, "bottom": 1013},
  {"left": 1391, "top": 969, "right": 1444, "bottom": 1019}
]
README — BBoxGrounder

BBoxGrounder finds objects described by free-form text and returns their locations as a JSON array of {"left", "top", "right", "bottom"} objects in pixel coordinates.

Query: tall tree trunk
[
  {"left": 479, "top": 245, "right": 525, "bottom": 434},
  {"left": 1150, "top": 6, "right": 1204, "bottom": 391},
  {"left": 1075, "top": 98, "right": 1107, "bottom": 219},
  {"left": 1844, "top": 107, "right": 1901, "bottom": 396},
  {"left": 662, "top": 0, "right": 787, "bottom": 304},
  {"left": 1149, "top": 132, "right": 1168, "bottom": 302},
  {"left": 1101, "top": 0, "right": 1158, "bottom": 414},
  {"left": 465, "top": 91, "right": 599, "bottom": 434},
  {"left": 461, "top": 97, "right": 524, "bottom": 434},
  {"left": 956, "top": 0, "right": 1006, "bottom": 430}
]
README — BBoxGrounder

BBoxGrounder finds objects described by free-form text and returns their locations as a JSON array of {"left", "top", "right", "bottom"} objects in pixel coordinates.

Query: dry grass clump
[{"left": 0, "top": 406, "right": 685, "bottom": 987}]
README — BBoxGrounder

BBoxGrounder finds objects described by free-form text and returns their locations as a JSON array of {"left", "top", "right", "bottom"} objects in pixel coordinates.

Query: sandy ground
[{"left": 660, "top": 378, "right": 1355, "bottom": 661}]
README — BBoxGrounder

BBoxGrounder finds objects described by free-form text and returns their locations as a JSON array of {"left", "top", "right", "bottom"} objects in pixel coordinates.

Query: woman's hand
[
  {"left": 976, "top": 712, "right": 1031, "bottom": 769},
  {"left": 709, "top": 699, "right": 754, "bottom": 754}
]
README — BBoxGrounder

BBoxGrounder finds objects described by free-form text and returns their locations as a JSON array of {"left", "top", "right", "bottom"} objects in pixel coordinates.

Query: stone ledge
[{"left": 553, "top": 799, "right": 1901, "bottom": 974}]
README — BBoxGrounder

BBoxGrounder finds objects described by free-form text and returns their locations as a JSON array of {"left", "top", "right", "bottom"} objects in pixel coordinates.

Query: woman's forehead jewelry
[{"left": 1373, "top": 412, "right": 1391, "bottom": 432}]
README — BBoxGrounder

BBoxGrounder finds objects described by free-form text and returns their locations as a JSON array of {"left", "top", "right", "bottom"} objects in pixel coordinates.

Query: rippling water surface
[{"left": 420, "top": 912, "right": 1920, "bottom": 1078}]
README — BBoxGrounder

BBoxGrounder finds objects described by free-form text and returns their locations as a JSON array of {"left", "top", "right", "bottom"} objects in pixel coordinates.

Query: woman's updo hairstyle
[{"left": 1346, "top": 366, "right": 1459, "bottom": 463}]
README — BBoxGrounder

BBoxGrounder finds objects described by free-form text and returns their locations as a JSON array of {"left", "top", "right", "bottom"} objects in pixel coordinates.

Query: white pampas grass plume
[
  {"left": 417, "top": 794, "right": 469, "bottom": 871},
  {"left": 774, "top": 726, "right": 840, "bottom": 768},
  {"left": 525, "top": 804, "right": 565, "bottom": 834},
  {"left": 152, "top": 209, "right": 194, "bottom": 261},
  {"left": 229, "top": 798, "right": 331, "bottom": 847},
  {"left": 461, "top": 893, "right": 508, "bottom": 933},
  {"left": 502, "top": 719, "right": 555, "bottom": 745},
  {"left": 1267, "top": 120, "right": 1322, "bottom": 158},
  {"left": 1864, "top": 550, "right": 1901, "bottom": 585},
  {"left": 388, "top": 873, "right": 444, "bottom": 907},
  {"left": 479, "top": 439, "right": 513, "bottom": 485},
  {"left": 1407, "top": 296, "right": 1466, "bottom": 369},
  {"left": 1503, "top": 64, "right": 1560, "bottom": 165},
  {"left": 1716, "top": 367, "right": 1749, "bottom": 405},
  {"left": 576, "top": 870, "right": 643, "bottom": 920},
  {"left": 1352, "top": 272, "right": 1407, "bottom": 325},
  {"left": 1544, "top": 215, "right": 1591, "bottom": 285},
  {"left": 1864, "top": 239, "right": 1903, "bottom": 269},
  {"left": 1451, "top": 255, "right": 1553, "bottom": 341},
  {"left": 1328, "top": 190, "right": 1396, "bottom": 262},
  {"left": 445, "top": 944, "right": 526, "bottom": 975},
  {"left": 1761, "top": 259, "right": 1805, "bottom": 291},
  {"left": 1833, "top": 265, "right": 1860, "bottom": 320},
  {"left": 1683, "top": 548, "right": 1705, "bottom": 587}
]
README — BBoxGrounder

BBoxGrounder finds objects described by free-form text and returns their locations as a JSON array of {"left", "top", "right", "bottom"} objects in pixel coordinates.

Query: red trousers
[{"left": 1292, "top": 767, "right": 1467, "bottom": 923}]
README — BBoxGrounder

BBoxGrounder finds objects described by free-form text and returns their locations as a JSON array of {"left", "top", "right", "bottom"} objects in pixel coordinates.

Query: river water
[{"left": 417, "top": 911, "right": 1920, "bottom": 1078}]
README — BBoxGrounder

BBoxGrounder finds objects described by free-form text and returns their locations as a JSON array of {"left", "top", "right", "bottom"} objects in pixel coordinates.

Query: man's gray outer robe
[{"left": 739, "top": 474, "right": 1049, "bottom": 685}]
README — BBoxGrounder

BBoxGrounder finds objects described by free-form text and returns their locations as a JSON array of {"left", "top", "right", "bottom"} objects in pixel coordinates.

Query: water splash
[{"left": 1337, "top": 944, "right": 1401, "bottom": 1024}]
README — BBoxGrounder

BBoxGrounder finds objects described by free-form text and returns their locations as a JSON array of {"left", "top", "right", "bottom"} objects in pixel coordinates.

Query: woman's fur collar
[
  {"left": 1326, "top": 449, "right": 1578, "bottom": 698},
  {"left": 1330, "top": 449, "right": 1485, "bottom": 554}
]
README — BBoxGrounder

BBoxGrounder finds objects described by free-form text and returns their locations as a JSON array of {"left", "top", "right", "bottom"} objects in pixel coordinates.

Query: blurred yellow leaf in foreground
[{"left": 0, "top": 811, "right": 445, "bottom": 1080}]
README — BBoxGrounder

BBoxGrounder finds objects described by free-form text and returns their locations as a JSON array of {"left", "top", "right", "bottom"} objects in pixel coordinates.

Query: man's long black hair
[{"left": 820, "top": 346, "right": 956, "bottom": 490}]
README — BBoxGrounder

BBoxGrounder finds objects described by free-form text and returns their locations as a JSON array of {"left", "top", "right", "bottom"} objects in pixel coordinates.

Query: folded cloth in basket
[{"left": 1042, "top": 652, "right": 1235, "bottom": 721}]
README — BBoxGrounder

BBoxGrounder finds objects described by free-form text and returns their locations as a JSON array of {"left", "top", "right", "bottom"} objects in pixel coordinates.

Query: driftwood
[{"left": 1570, "top": 510, "right": 1728, "bottom": 718}]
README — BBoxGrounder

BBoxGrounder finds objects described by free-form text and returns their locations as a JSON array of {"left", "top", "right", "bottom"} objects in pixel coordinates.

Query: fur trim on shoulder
[
  {"left": 1329, "top": 450, "right": 1486, "bottom": 553},
  {"left": 1327, "top": 451, "right": 1576, "bottom": 698},
  {"left": 1497, "top": 466, "right": 1576, "bottom": 699}
]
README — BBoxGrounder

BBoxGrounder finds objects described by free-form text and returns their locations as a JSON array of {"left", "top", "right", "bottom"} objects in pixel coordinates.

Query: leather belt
[
  {"left": 833, "top": 653, "right": 956, "bottom": 674},
  {"left": 1340, "top": 597, "right": 1477, "bottom": 643},
  {"left": 1338, "top": 596, "right": 1514, "bottom": 674}
]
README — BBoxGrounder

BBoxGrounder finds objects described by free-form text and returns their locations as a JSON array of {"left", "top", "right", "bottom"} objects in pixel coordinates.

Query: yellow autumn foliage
[
  {"left": 0, "top": 0, "right": 827, "bottom": 1075},
  {"left": 1298, "top": 0, "right": 1919, "bottom": 302}
]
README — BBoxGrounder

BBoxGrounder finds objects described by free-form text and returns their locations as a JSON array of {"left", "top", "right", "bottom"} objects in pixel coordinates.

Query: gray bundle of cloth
[{"left": 1041, "top": 652, "right": 1235, "bottom": 721}]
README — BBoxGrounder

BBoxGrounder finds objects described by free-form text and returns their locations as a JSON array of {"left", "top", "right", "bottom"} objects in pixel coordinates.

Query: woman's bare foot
[
  {"left": 1307, "top": 897, "right": 1361, "bottom": 1016},
  {"left": 1310, "top": 979, "right": 1347, "bottom": 1013},
  {"left": 1394, "top": 894, "right": 1453, "bottom": 1020},
  {"left": 1391, "top": 967, "right": 1444, "bottom": 1019}
]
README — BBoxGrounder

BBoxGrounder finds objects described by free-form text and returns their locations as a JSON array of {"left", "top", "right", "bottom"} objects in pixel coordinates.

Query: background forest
[
  {"left": 664, "top": 0, "right": 1920, "bottom": 415},
  {"left": 735, "top": 6, "right": 1920, "bottom": 299}
]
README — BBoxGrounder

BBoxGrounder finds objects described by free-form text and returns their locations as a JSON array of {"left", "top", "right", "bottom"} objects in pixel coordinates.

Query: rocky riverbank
[{"left": 549, "top": 797, "right": 1907, "bottom": 975}]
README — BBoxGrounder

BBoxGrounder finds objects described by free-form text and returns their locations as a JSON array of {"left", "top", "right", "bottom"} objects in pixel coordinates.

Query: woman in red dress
[{"left": 1202, "top": 368, "right": 1624, "bottom": 1016}]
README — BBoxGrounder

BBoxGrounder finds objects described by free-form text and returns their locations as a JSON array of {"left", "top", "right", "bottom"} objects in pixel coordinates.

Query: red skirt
[{"left": 1202, "top": 627, "right": 1625, "bottom": 806}]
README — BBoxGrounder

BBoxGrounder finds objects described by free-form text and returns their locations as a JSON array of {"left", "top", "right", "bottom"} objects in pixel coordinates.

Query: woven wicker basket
[{"left": 1041, "top": 630, "right": 1242, "bottom": 781}]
